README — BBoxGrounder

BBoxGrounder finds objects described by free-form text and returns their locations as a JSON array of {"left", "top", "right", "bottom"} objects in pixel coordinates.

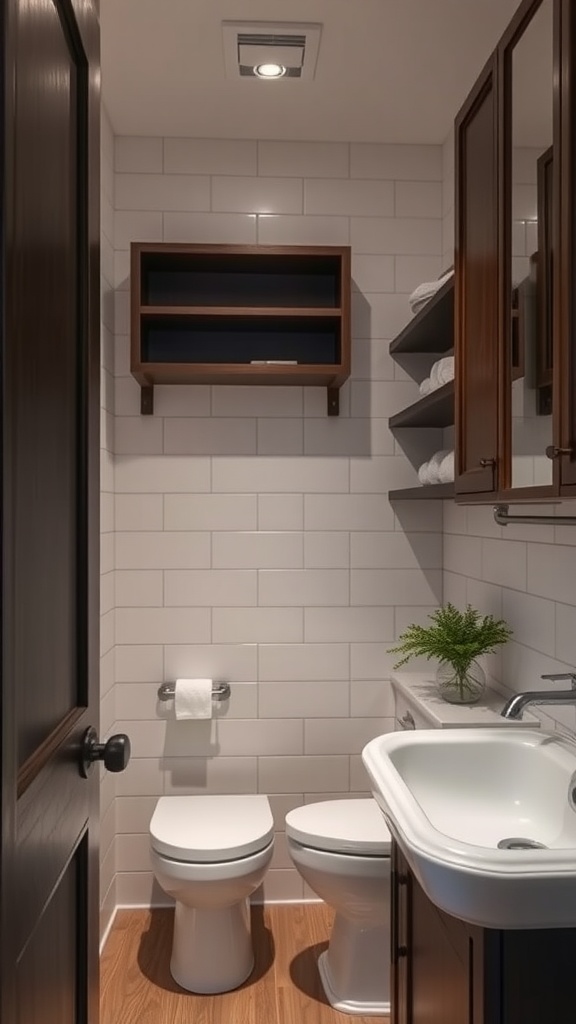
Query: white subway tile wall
[
  {"left": 106, "top": 136, "right": 445, "bottom": 910},
  {"left": 441, "top": 129, "right": 455, "bottom": 270},
  {"left": 442, "top": 498, "right": 576, "bottom": 737}
]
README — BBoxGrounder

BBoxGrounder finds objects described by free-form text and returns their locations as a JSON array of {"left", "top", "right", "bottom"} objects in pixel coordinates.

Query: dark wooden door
[
  {"left": 455, "top": 55, "right": 500, "bottom": 496},
  {"left": 0, "top": 0, "right": 102, "bottom": 1022}
]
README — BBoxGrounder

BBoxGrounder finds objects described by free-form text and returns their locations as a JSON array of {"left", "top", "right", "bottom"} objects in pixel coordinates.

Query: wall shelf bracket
[
  {"left": 141, "top": 386, "right": 154, "bottom": 415},
  {"left": 327, "top": 387, "right": 339, "bottom": 416},
  {"left": 493, "top": 504, "right": 576, "bottom": 527}
]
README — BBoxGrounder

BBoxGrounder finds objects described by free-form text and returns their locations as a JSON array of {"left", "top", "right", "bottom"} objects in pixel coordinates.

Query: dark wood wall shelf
[
  {"left": 389, "top": 381, "right": 454, "bottom": 430},
  {"left": 389, "top": 276, "right": 454, "bottom": 354},
  {"left": 389, "top": 483, "right": 455, "bottom": 501},
  {"left": 131, "top": 243, "right": 351, "bottom": 415},
  {"left": 388, "top": 277, "right": 455, "bottom": 500}
]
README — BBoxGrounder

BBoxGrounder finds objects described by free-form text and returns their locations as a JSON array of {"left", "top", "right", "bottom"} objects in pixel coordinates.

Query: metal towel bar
[
  {"left": 493, "top": 504, "right": 576, "bottom": 527},
  {"left": 157, "top": 681, "right": 231, "bottom": 702}
]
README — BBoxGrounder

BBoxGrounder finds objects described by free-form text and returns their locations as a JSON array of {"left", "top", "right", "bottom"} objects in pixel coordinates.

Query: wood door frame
[
  {"left": 0, "top": 0, "right": 101, "bottom": 1020},
  {"left": 454, "top": 52, "right": 499, "bottom": 495},
  {"left": 557, "top": 0, "right": 576, "bottom": 492},
  {"left": 496, "top": 0, "right": 560, "bottom": 501}
]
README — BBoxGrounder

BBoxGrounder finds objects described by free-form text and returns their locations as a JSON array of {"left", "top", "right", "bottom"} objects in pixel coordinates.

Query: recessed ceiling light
[
  {"left": 254, "top": 62, "right": 286, "bottom": 79},
  {"left": 222, "top": 22, "right": 322, "bottom": 81}
]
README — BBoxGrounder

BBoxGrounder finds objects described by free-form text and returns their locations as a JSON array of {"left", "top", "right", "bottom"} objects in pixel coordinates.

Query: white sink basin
[{"left": 362, "top": 728, "right": 576, "bottom": 929}]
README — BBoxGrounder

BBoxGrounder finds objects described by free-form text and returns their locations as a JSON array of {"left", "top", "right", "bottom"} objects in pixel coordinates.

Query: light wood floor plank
[{"left": 100, "top": 904, "right": 389, "bottom": 1024}]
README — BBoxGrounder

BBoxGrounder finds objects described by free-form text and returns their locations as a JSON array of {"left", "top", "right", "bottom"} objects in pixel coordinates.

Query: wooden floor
[{"left": 101, "top": 904, "right": 390, "bottom": 1024}]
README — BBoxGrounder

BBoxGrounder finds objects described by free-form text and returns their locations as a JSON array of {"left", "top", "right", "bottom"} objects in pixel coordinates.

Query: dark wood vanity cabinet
[
  {"left": 392, "top": 844, "right": 482, "bottom": 1024},
  {"left": 454, "top": 0, "right": 576, "bottom": 502},
  {"left": 392, "top": 843, "right": 576, "bottom": 1024}
]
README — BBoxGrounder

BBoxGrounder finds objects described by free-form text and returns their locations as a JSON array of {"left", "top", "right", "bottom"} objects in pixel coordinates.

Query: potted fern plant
[{"left": 389, "top": 603, "right": 512, "bottom": 705}]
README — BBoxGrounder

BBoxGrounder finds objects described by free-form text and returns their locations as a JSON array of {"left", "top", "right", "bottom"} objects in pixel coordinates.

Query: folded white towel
[
  {"left": 409, "top": 270, "right": 454, "bottom": 313},
  {"left": 427, "top": 449, "right": 451, "bottom": 485},
  {"left": 428, "top": 356, "right": 454, "bottom": 391},
  {"left": 419, "top": 377, "right": 432, "bottom": 396},
  {"left": 418, "top": 461, "right": 433, "bottom": 485},
  {"left": 437, "top": 356, "right": 454, "bottom": 385},
  {"left": 411, "top": 294, "right": 434, "bottom": 315},
  {"left": 438, "top": 450, "right": 455, "bottom": 483},
  {"left": 430, "top": 359, "right": 442, "bottom": 390}
]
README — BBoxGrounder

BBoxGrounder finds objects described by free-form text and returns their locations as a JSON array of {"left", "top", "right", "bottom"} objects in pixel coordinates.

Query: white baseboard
[
  {"left": 99, "top": 905, "right": 118, "bottom": 955},
  {"left": 100, "top": 893, "right": 323, "bottom": 951}
]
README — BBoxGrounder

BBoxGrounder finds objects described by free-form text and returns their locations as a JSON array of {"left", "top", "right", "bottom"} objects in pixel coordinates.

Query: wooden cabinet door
[
  {"left": 455, "top": 56, "right": 500, "bottom": 496},
  {"left": 410, "top": 881, "right": 472, "bottom": 1024},
  {"left": 391, "top": 846, "right": 412, "bottom": 1024},
  {"left": 392, "top": 846, "right": 484, "bottom": 1024}
]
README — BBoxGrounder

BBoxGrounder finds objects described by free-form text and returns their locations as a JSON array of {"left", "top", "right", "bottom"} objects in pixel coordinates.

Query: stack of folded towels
[
  {"left": 409, "top": 268, "right": 454, "bottom": 315},
  {"left": 418, "top": 450, "right": 454, "bottom": 485},
  {"left": 419, "top": 356, "right": 454, "bottom": 396}
]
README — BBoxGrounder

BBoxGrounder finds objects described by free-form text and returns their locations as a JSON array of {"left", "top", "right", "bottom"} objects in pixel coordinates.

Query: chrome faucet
[{"left": 501, "top": 672, "right": 576, "bottom": 720}]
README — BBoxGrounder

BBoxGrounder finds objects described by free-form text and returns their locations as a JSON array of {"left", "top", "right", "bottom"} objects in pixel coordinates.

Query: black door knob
[{"left": 80, "top": 727, "right": 131, "bottom": 779}]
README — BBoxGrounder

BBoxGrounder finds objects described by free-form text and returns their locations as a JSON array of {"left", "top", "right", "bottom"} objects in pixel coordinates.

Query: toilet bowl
[
  {"left": 150, "top": 794, "right": 274, "bottom": 993},
  {"left": 285, "top": 798, "right": 391, "bottom": 1016}
]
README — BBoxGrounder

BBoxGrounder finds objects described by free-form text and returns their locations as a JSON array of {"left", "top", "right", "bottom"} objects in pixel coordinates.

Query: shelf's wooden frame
[
  {"left": 140, "top": 306, "right": 342, "bottom": 319},
  {"left": 131, "top": 242, "right": 351, "bottom": 415}
]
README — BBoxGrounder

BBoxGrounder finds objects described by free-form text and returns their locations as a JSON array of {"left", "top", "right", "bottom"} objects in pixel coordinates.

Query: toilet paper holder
[{"left": 157, "top": 681, "right": 231, "bottom": 703}]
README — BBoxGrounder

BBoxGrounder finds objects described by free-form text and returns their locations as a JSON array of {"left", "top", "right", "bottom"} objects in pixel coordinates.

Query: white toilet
[
  {"left": 150, "top": 794, "right": 274, "bottom": 993},
  {"left": 285, "top": 798, "right": 391, "bottom": 1016}
]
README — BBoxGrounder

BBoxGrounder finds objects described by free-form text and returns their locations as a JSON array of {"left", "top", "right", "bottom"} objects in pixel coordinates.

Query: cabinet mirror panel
[{"left": 509, "top": 0, "right": 554, "bottom": 490}]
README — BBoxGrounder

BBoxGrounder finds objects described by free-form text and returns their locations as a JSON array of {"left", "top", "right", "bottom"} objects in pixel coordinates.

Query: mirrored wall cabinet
[{"left": 455, "top": 0, "right": 576, "bottom": 501}]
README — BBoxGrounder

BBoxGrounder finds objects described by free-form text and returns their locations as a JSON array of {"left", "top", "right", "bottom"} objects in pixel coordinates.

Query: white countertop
[{"left": 391, "top": 671, "right": 539, "bottom": 729}]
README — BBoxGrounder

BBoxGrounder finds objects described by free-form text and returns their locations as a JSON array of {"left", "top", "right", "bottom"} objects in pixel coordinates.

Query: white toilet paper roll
[{"left": 174, "top": 678, "right": 213, "bottom": 720}]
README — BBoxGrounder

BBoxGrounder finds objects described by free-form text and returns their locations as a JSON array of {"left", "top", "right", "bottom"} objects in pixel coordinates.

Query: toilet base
[
  {"left": 318, "top": 951, "right": 390, "bottom": 1016},
  {"left": 170, "top": 896, "right": 254, "bottom": 994},
  {"left": 317, "top": 910, "right": 391, "bottom": 1016}
]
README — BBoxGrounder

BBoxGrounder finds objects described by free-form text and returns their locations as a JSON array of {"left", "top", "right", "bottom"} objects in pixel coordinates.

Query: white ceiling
[{"left": 101, "top": 0, "right": 521, "bottom": 143}]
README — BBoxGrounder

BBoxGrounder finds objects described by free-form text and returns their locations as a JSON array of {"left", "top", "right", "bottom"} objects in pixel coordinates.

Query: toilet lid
[
  {"left": 285, "top": 799, "right": 391, "bottom": 855},
  {"left": 150, "top": 795, "right": 274, "bottom": 863}
]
